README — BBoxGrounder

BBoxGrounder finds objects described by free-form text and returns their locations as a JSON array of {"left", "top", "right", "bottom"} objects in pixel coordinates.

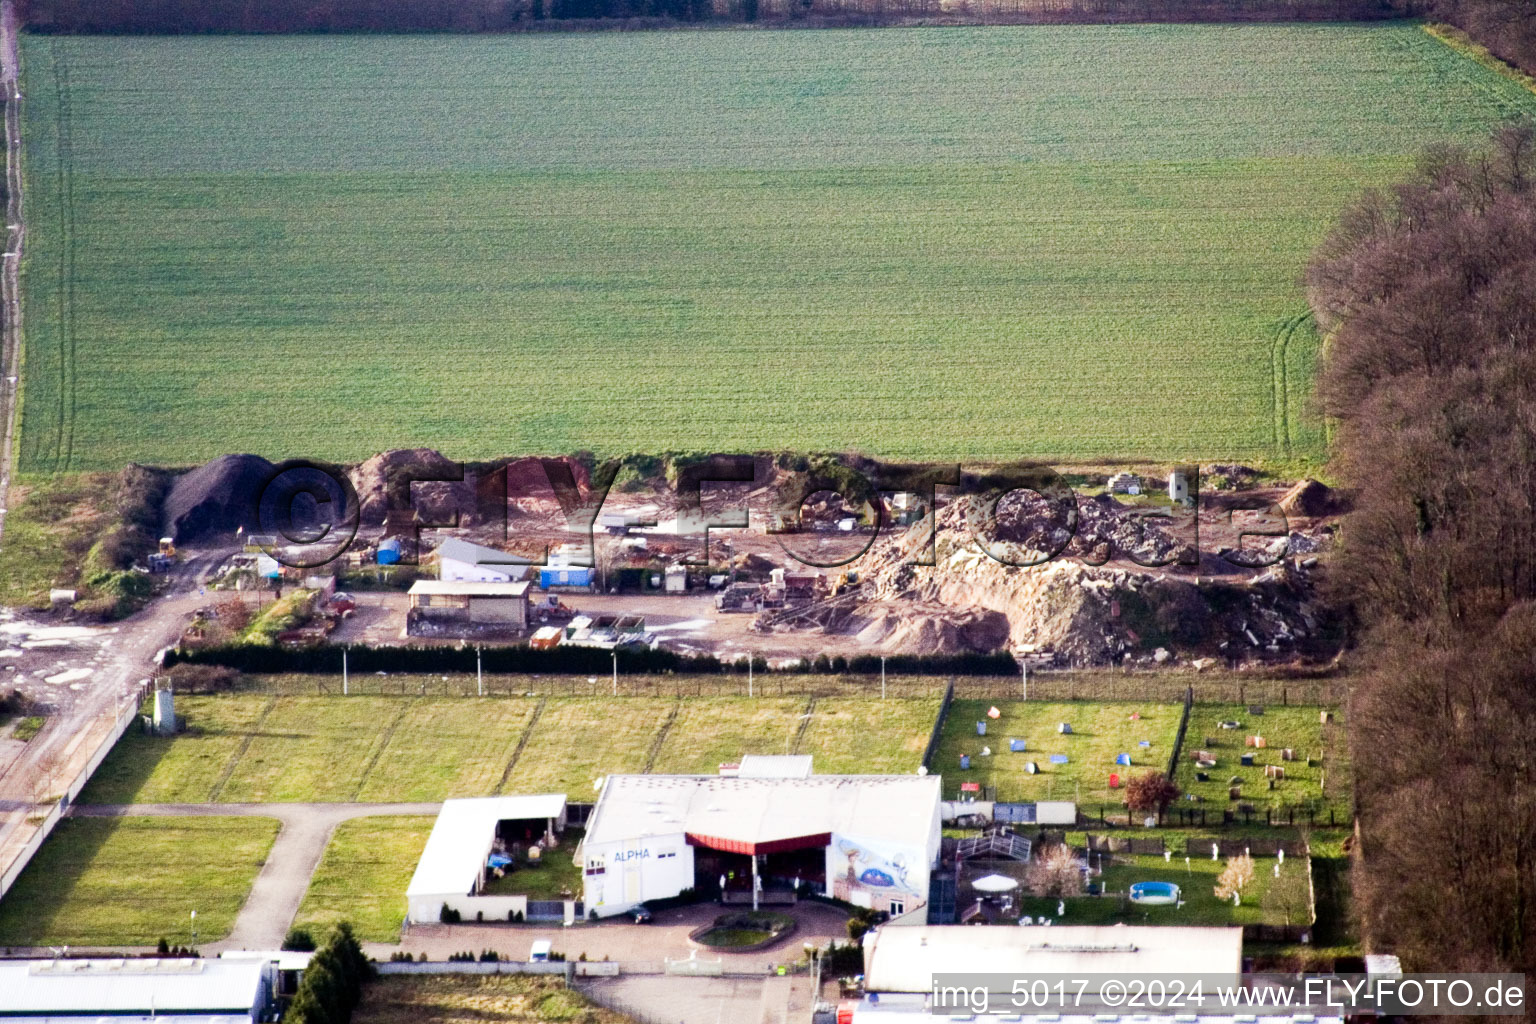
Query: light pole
[
  {"left": 881, "top": 656, "right": 886, "bottom": 700},
  {"left": 1021, "top": 657, "right": 1028, "bottom": 701},
  {"left": 190, "top": 910, "right": 197, "bottom": 949},
  {"left": 477, "top": 646, "right": 483, "bottom": 697},
  {"left": 748, "top": 652, "right": 755, "bottom": 698},
  {"left": 611, "top": 651, "right": 618, "bottom": 697}
]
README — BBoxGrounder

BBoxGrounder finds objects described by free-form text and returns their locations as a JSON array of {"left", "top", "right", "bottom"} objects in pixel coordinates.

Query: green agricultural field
[
  {"left": 933, "top": 699, "right": 1183, "bottom": 804},
  {"left": 1172, "top": 703, "right": 1352, "bottom": 821},
  {"left": 0, "top": 816, "right": 278, "bottom": 946},
  {"left": 77, "top": 692, "right": 942, "bottom": 804},
  {"left": 293, "top": 816, "right": 435, "bottom": 943},
  {"left": 18, "top": 25, "right": 1536, "bottom": 471}
]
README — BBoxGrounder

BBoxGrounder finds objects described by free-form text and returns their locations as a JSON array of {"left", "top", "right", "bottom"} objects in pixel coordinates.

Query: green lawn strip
[
  {"left": 217, "top": 697, "right": 398, "bottom": 803},
  {"left": 501, "top": 697, "right": 673, "bottom": 797},
  {"left": 646, "top": 697, "right": 808, "bottom": 774},
  {"left": 78, "top": 694, "right": 274, "bottom": 804},
  {"left": 0, "top": 473, "right": 114, "bottom": 607},
  {"left": 1010, "top": 849, "right": 1309, "bottom": 928},
  {"left": 355, "top": 698, "right": 539, "bottom": 802},
  {"left": 292, "top": 816, "right": 434, "bottom": 944},
  {"left": 797, "top": 698, "right": 940, "bottom": 774},
  {"left": 354, "top": 974, "right": 633, "bottom": 1024},
  {"left": 481, "top": 828, "right": 585, "bottom": 902},
  {"left": 1173, "top": 703, "right": 1350, "bottom": 818},
  {"left": 0, "top": 816, "right": 278, "bottom": 946},
  {"left": 12, "top": 716, "right": 45, "bottom": 742},
  {"left": 934, "top": 699, "right": 1182, "bottom": 804}
]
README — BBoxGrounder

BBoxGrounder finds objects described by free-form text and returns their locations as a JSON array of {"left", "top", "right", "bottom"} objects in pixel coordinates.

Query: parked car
[
  {"left": 627, "top": 905, "right": 652, "bottom": 924},
  {"left": 528, "top": 940, "right": 552, "bottom": 963}
]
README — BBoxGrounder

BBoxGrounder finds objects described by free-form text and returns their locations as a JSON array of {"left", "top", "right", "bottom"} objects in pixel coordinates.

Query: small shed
[
  {"left": 538, "top": 565, "right": 595, "bottom": 590},
  {"left": 409, "top": 580, "right": 530, "bottom": 629},
  {"left": 663, "top": 564, "right": 688, "bottom": 593}
]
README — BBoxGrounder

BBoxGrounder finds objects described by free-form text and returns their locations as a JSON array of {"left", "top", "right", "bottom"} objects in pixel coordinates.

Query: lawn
[
  {"left": 0, "top": 816, "right": 278, "bottom": 946},
  {"left": 19, "top": 25, "right": 1536, "bottom": 471},
  {"left": 933, "top": 699, "right": 1184, "bottom": 803},
  {"left": 481, "top": 828, "right": 586, "bottom": 901},
  {"left": 77, "top": 693, "right": 948, "bottom": 804},
  {"left": 293, "top": 816, "right": 434, "bottom": 943},
  {"left": 354, "top": 975, "right": 635, "bottom": 1024},
  {"left": 797, "top": 698, "right": 940, "bottom": 774},
  {"left": 1009, "top": 847, "right": 1312, "bottom": 928},
  {"left": 354, "top": 699, "right": 538, "bottom": 802},
  {"left": 647, "top": 697, "right": 812, "bottom": 774},
  {"left": 502, "top": 697, "right": 674, "bottom": 797},
  {"left": 78, "top": 695, "right": 276, "bottom": 804},
  {"left": 1172, "top": 703, "right": 1352, "bottom": 819}
]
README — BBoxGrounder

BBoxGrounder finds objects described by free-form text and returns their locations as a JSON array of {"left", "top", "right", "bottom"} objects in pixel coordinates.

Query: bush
[
  {"left": 439, "top": 903, "right": 462, "bottom": 924},
  {"left": 282, "top": 927, "right": 317, "bottom": 952}
]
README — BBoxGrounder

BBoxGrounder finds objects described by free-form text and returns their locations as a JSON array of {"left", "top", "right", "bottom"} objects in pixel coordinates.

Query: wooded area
[
  {"left": 1308, "top": 123, "right": 1536, "bottom": 975},
  {"left": 1434, "top": 0, "right": 1536, "bottom": 76},
  {"left": 16, "top": 0, "right": 1413, "bottom": 32}
]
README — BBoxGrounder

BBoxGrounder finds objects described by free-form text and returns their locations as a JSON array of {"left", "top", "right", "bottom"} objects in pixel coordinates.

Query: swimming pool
[{"left": 1128, "top": 881, "right": 1180, "bottom": 905}]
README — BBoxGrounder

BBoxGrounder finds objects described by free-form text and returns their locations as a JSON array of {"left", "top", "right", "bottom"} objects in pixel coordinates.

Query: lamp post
[
  {"left": 611, "top": 651, "right": 618, "bottom": 697},
  {"left": 190, "top": 910, "right": 197, "bottom": 948}
]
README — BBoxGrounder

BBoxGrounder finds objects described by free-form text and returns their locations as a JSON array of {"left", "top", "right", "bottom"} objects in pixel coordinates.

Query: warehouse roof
[
  {"left": 408, "top": 579, "right": 530, "bottom": 597},
  {"left": 0, "top": 958, "right": 266, "bottom": 1016},
  {"left": 434, "top": 538, "right": 531, "bottom": 577},
  {"left": 863, "top": 925, "right": 1243, "bottom": 992},
  {"left": 585, "top": 772, "right": 941, "bottom": 852},
  {"left": 406, "top": 795, "right": 568, "bottom": 900}
]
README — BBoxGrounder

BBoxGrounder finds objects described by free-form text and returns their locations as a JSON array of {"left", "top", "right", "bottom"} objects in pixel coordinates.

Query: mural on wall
[{"left": 830, "top": 834, "right": 923, "bottom": 902}]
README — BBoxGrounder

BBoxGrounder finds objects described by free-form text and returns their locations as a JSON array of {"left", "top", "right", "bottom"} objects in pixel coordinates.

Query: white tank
[{"left": 153, "top": 688, "right": 176, "bottom": 736}]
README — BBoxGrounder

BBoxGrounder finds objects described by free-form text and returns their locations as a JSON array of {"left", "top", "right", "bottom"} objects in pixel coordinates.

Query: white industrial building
[
  {"left": 407, "top": 579, "right": 531, "bottom": 629},
  {"left": 405, "top": 794, "right": 569, "bottom": 925},
  {"left": 0, "top": 957, "right": 277, "bottom": 1023},
  {"left": 862, "top": 924, "right": 1243, "bottom": 993},
  {"left": 580, "top": 761, "right": 942, "bottom": 919},
  {"left": 434, "top": 537, "right": 530, "bottom": 583}
]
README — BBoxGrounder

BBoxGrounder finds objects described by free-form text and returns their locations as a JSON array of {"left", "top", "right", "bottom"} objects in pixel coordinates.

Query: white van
[{"left": 528, "top": 940, "right": 552, "bottom": 963}]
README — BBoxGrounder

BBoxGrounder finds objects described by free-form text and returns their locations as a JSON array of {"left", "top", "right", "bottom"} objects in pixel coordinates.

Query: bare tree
[
  {"left": 1214, "top": 854, "right": 1254, "bottom": 902},
  {"left": 1026, "top": 843, "right": 1084, "bottom": 899}
]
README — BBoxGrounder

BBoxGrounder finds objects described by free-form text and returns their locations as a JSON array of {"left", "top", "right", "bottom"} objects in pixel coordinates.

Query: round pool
[{"left": 1128, "top": 881, "right": 1180, "bottom": 905}]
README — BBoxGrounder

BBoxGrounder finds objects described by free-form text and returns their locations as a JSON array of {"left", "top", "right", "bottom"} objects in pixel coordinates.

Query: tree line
[
  {"left": 1307, "top": 121, "right": 1536, "bottom": 975},
  {"left": 1433, "top": 0, "right": 1536, "bottom": 76},
  {"left": 16, "top": 0, "right": 1412, "bottom": 32}
]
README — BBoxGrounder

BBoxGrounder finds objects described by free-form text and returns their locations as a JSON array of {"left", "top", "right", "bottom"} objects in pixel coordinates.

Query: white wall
[
  {"left": 582, "top": 833, "right": 694, "bottom": 918},
  {"left": 408, "top": 892, "right": 529, "bottom": 925},
  {"left": 825, "top": 833, "right": 931, "bottom": 919},
  {"left": 1037, "top": 801, "right": 1077, "bottom": 825}
]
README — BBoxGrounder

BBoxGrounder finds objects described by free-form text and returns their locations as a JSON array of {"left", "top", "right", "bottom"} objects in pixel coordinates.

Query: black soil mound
[{"left": 162, "top": 454, "right": 274, "bottom": 542}]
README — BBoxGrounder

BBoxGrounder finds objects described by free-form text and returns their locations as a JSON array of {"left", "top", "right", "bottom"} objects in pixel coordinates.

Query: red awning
[{"left": 686, "top": 832, "right": 831, "bottom": 856}]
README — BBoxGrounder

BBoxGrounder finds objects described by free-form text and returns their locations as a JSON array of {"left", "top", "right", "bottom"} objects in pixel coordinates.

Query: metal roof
[
  {"left": 738, "top": 755, "right": 814, "bottom": 778},
  {"left": 0, "top": 958, "right": 265, "bottom": 1016},
  {"left": 407, "top": 579, "right": 530, "bottom": 597},
  {"left": 434, "top": 537, "right": 530, "bottom": 572},
  {"left": 864, "top": 926, "right": 1243, "bottom": 992},
  {"left": 406, "top": 795, "right": 568, "bottom": 900},
  {"left": 585, "top": 773, "right": 941, "bottom": 851}
]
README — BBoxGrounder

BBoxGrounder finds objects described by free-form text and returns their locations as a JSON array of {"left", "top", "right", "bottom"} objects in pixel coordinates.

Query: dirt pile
[
  {"left": 849, "top": 601, "right": 1012, "bottom": 655},
  {"left": 1277, "top": 478, "right": 1335, "bottom": 518},
  {"left": 852, "top": 495, "right": 1327, "bottom": 665},
  {"left": 162, "top": 454, "right": 274, "bottom": 542}
]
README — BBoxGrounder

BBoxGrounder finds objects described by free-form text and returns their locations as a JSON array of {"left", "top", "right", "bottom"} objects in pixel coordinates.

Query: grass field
[
  {"left": 933, "top": 699, "right": 1184, "bottom": 803},
  {"left": 1172, "top": 703, "right": 1352, "bottom": 818},
  {"left": 0, "top": 816, "right": 277, "bottom": 946},
  {"left": 1008, "top": 847, "right": 1310, "bottom": 927},
  {"left": 354, "top": 975, "right": 634, "bottom": 1024},
  {"left": 293, "top": 816, "right": 435, "bottom": 943},
  {"left": 79, "top": 693, "right": 942, "bottom": 804},
  {"left": 18, "top": 25, "right": 1536, "bottom": 471}
]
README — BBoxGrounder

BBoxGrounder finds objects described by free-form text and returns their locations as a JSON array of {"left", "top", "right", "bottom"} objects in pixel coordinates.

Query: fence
[
  {"left": 1160, "top": 805, "right": 1348, "bottom": 830},
  {"left": 0, "top": 684, "right": 147, "bottom": 902},
  {"left": 1165, "top": 685, "right": 1194, "bottom": 778},
  {"left": 920, "top": 677, "right": 957, "bottom": 771},
  {"left": 278, "top": 670, "right": 1339, "bottom": 703}
]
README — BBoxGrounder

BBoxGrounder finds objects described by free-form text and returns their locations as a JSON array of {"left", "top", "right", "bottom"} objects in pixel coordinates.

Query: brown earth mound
[
  {"left": 162, "top": 454, "right": 274, "bottom": 542},
  {"left": 1277, "top": 478, "right": 1334, "bottom": 518}
]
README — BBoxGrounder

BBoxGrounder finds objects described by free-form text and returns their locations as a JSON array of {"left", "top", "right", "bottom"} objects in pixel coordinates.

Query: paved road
[{"left": 71, "top": 802, "right": 443, "bottom": 951}]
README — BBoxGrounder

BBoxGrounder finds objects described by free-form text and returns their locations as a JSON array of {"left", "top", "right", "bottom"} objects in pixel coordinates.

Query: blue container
[
  {"left": 976, "top": 721, "right": 987, "bottom": 736},
  {"left": 959, "top": 755, "right": 971, "bottom": 770},
  {"left": 376, "top": 538, "right": 402, "bottom": 565},
  {"left": 1240, "top": 753, "right": 1255, "bottom": 767}
]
